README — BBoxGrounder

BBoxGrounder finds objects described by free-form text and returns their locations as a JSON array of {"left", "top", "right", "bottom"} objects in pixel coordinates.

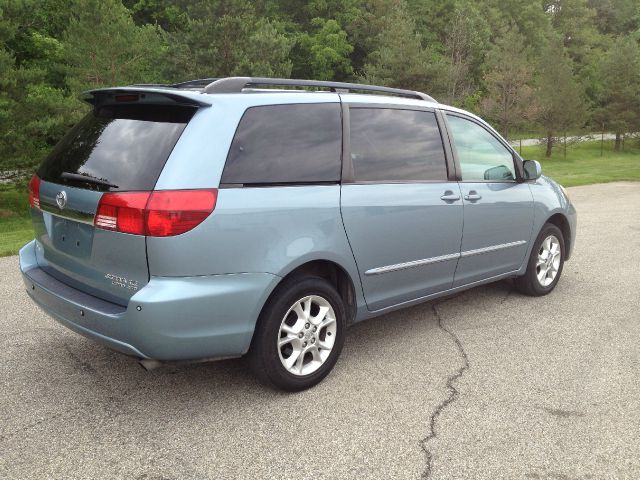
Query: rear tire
[
  {"left": 247, "top": 276, "right": 346, "bottom": 391},
  {"left": 515, "top": 223, "right": 565, "bottom": 296}
]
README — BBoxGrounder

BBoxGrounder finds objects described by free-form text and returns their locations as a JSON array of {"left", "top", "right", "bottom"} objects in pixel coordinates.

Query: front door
[
  {"left": 340, "top": 105, "right": 463, "bottom": 311},
  {"left": 444, "top": 113, "right": 534, "bottom": 287}
]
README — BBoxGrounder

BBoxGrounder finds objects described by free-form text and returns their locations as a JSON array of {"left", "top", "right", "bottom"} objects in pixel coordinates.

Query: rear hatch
[{"left": 31, "top": 94, "right": 197, "bottom": 305}]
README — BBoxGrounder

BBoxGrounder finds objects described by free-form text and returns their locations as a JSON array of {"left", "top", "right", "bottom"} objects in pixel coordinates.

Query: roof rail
[
  {"left": 127, "top": 79, "right": 218, "bottom": 90},
  {"left": 202, "top": 77, "right": 436, "bottom": 102}
]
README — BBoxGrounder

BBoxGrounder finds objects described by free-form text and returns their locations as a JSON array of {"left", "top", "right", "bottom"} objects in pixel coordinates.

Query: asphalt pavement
[{"left": 1, "top": 182, "right": 639, "bottom": 479}]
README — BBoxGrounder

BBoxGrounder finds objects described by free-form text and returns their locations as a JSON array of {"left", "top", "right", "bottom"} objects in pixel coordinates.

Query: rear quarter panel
[{"left": 146, "top": 185, "right": 359, "bottom": 278}]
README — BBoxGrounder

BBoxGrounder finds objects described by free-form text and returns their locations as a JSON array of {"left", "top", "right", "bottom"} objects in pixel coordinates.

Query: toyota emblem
[{"left": 55, "top": 191, "right": 67, "bottom": 210}]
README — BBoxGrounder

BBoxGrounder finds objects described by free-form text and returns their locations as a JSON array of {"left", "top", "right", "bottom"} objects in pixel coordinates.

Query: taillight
[
  {"left": 94, "top": 189, "right": 217, "bottom": 237},
  {"left": 114, "top": 94, "right": 139, "bottom": 102},
  {"left": 28, "top": 175, "right": 41, "bottom": 209},
  {"left": 145, "top": 190, "right": 217, "bottom": 236},
  {"left": 95, "top": 192, "right": 150, "bottom": 235}
]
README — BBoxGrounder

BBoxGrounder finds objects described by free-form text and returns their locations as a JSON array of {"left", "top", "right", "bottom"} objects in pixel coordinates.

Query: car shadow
[{"left": 21, "top": 279, "right": 514, "bottom": 408}]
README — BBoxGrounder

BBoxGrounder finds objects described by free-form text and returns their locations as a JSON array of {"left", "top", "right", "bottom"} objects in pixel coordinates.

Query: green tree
[
  {"left": 546, "top": 0, "right": 598, "bottom": 60},
  {"left": 536, "top": 37, "right": 586, "bottom": 157},
  {"left": 435, "top": 3, "right": 490, "bottom": 105},
  {"left": 64, "top": 0, "right": 165, "bottom": 91},
  {"left": 296, "top": 18, "right": 353, "bottom": 80},
  {"left": 0, "top": 4, "right": 19, "bottom": 171},
  {"left": 480, "top": 29, "right": 536, "bottom": 140},
  {"left": 236, "top": 18, "right": 293, "bottom": 77},
  {"left": 124, "top": 0, "right": 189, "bottom": 32},
  {"left": 167, "top": 1, "right": 292, "bottom": 80},
  {"left": 0, "top": 0, "right": 74, "bottom": 172},
  {"left": 361, "top": 3, "right": 435, "bottom": 91},
  {"left": 594, "top": 36, "right": 640, "bottom": 150},
  {"left": 587, "top": 0, "right": 640, "bottom": 36}
]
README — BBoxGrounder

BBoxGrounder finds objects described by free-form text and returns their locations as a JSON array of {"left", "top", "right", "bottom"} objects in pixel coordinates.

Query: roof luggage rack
[
  {"left": 203, "top": 77, "right": 436, "bottom": 102},
  {"left": 128, "top": 79, "right": 218, "bottom": 90},
  {"left": 128, "top": 77, "right": 436, "bottom": 102}
]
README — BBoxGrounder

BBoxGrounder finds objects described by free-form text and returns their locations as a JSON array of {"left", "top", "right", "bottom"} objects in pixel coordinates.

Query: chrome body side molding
[
  {"left": 459, "top": 240, "right": 527, "bottom": 258},
  {"left": 364, "top": 240, "right": 527, "bottom": 276},
  {"left": 365, "top": 253, "right": 461, "bottom": 276}
]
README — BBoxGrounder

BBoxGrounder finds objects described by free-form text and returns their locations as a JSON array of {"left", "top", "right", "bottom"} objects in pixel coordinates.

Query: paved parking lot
[{"left": 1, "top": 182, "right": 639, "bottom": 479}]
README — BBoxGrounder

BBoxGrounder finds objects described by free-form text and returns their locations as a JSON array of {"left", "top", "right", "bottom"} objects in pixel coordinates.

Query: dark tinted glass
[
  {"left": 221, "top": 103, "right": 342, "bottom": 184},
  {"left": 349, "top": 108, "right": 447, "bottom": 182},
  {"left": 38, "top": 105, "right": 194, "bottom": 191}
]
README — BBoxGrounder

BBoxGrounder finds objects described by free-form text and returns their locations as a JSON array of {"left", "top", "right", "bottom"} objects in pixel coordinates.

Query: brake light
[
  {"left": 115, "top": 94, "right": 139, "bottom": 102},
  {"left": 28, "top": 175, "right": 41, "bottom": 209},
  {"left": 94, "top": 189, "right": 217, "bottom": 237},
  {"left": 95, "top": 192, "right": 149, "bottom": 235}
]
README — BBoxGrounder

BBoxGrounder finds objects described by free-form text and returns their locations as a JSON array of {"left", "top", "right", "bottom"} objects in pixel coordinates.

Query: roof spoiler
[{"left": 82, "top": 87, "right": 212, "bottom": 108}]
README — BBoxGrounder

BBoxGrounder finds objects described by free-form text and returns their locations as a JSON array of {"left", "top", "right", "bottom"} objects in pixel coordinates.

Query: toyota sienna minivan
[{"left": 20, "top": 77, "right": 577, "bottom": 391}]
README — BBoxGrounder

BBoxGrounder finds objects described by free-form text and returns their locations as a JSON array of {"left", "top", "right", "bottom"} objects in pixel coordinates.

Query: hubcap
[
  {"left": 536, "top": 235, "right": 561, "bottom": 287},
  {"left": 278, "top": 295, "right": 337, "bottom": 376}
]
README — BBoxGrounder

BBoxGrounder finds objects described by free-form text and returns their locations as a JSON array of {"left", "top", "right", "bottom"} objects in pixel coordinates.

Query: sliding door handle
[
  {"left": 464, "top": 191, "right": 482, "bottom": 201},
  {"left": 440, "top": 191, "right": 461, "bottom": 202}
]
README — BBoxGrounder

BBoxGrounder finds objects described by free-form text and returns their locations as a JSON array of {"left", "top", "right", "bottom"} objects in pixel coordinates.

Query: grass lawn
[
  {"left": 0, "top": 140, "right": 638, "bottom": 257},
  {"left": 521, "top": 140, "right": 640, "bottom": 187},
  {"left": 0, "top": 186, "right": 32, "bottom": 257}
]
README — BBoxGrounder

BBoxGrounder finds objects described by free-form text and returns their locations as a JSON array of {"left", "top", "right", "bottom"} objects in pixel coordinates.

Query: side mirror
[
  {"left": 484, "top": 164, "right": 514, "bottom": 181},
  {"left": 523, "top": 159, "right": 542, "bottom": 180}
]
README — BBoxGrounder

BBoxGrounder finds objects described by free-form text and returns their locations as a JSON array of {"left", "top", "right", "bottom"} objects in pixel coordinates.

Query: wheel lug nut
[
  {"left": 298, "top": 332, "right": 304, "bottom": 338},
  {"left": 302, "top": 342, "right": 307, "bottom": 347},
  {"left": 313, "top": 326, "right": 317, "bottom": 332},
  {"left": 311, "top": 338, "right": 315, "bottom": 344},
  {"left": 305, "top": 323, "right": 310, "bottom": 329}
]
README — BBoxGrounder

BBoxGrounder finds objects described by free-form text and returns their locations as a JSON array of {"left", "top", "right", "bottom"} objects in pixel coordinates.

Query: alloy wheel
[
  {"left": 536, "top": 234, "right": 561, "bottom": 287},
  {"left": 277, "top": 295, "right": 337, "bottom": 376}
]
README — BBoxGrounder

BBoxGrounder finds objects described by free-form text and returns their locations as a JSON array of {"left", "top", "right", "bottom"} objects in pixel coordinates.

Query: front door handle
[
  {"left": 440, "top": 190, "right": 461, "bottom": 202},
  {"left": 464, "top": 190, "right": 482, "bottom": 201}
]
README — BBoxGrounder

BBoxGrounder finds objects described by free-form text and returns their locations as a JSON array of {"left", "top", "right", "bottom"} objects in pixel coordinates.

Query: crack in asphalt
[
  {"left": 419, "top": 302, "right": 470, "bottom": 480},
  {"left": 500, "top": 281, "right": 515, "bottom": 304},
  {"left": 63, "top": 342, "right": 99, "bottom": 375}
]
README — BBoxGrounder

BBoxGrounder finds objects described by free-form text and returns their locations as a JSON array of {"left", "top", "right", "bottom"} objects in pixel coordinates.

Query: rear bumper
[{"left": 19, "top": 240, "right": 280, "bottom": 360}]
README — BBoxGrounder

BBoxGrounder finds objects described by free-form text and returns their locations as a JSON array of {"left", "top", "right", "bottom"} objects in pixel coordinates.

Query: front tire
[
  {"left": 247, "top": 276, "right": 346, "bottom": 391},
  {"left": 515, "top": 223, "right": 565, "bottom": 296}
]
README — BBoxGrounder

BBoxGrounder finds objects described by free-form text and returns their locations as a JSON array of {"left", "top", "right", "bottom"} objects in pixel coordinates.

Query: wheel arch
[
  {"left": 263, "top": 259, "right": 359, "bottom": 326},
  {"left": 545, "top": 213, "right": 573, "bottom": 260}
]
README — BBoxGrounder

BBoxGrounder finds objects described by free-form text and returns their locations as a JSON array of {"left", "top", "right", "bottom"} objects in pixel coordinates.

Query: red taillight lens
[
  {"left": 145, "top": 190, "right": 217, "bottom": 236},
  {"left": 94, "top": 189, "right": 217, "bottom": 237},
  {"left": 95, "top": 192, "right": 150, "bottom": 235},
  {"left": 28, "top": 175, "right": 41, "bottom": 209},
  {"left": 114, "top": 94, "right": 139, "bottom": 102}
]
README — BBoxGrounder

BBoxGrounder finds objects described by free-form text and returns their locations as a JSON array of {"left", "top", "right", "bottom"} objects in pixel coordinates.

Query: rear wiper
[{"left": 61, "top": 172, "right": 119, "bottom": 189}]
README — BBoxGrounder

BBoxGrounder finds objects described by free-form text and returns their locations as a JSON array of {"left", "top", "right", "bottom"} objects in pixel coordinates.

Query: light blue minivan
[{"left": 20, "top": 77, "right": 576, "bottom": 390}]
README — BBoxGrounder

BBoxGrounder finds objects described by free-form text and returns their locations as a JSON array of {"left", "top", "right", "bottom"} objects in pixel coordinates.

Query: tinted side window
[
  {"left": 446, "top": 114, "right": 516, "bottom": 182},
  {"left": 349, "top": 108, "right": 447, "bottom": 182},
  {"left": 221, "top": 103, "right": 342, "bottom": 184}
]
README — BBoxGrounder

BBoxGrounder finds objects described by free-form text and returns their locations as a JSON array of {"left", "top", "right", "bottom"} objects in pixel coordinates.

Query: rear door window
[
  {"left": 38, "top": 104, "right": 194, "bottom": 191},
  {"left": 349, "top": 108, "right": 448, "bottom": 182},
  {"left": 221, "top": 103, "right": 342, "bottom": 185}
]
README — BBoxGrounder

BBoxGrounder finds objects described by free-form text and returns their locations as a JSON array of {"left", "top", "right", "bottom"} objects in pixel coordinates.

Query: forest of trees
[{"left": 1, "top": 0, "right": 640, "bottom": 173}]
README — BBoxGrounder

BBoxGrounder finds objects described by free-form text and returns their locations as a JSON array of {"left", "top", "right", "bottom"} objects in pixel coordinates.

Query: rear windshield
[{"left": 38, "top": 104, "right": 195, "bottom": 191}]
